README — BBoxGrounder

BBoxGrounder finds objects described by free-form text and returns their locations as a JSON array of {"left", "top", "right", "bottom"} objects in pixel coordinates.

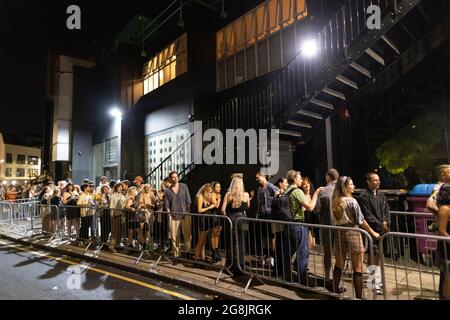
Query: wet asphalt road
[{"left": 0, "top": 239, "right": 214, "bottom": 300}]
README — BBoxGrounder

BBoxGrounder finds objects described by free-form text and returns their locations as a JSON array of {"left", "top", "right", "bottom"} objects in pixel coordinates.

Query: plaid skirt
[{"left": 334, "top": 229, "right": 365, "bottom": 254}]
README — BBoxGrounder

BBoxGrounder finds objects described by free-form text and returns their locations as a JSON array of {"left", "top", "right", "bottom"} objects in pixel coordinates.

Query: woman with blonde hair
[
  {"left": 221, "top": 177, "right": 250, "bottom": 276},
  {"left": 194, "top": 183, "right": 216, "bottom": 264},
  {"left": 331, "top": 176, "right": 380, "bottom": 299},
  {"left": 137, "top": 184, "right": 156, "bottom": 251}
]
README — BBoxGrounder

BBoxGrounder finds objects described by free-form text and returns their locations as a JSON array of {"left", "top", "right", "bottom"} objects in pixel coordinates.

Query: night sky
[{"left": 0, "top": 0, "right": 173, "bottom": 139}]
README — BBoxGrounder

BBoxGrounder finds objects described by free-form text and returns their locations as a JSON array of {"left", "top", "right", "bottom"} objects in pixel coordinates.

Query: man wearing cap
[{"left": 96, "top": 176, "right": 109, "bottom": 194}]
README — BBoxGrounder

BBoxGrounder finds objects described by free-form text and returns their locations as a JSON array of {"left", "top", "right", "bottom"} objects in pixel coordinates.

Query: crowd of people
[{"left": 1, "top": 164, "right": 450, "bottom": 300}]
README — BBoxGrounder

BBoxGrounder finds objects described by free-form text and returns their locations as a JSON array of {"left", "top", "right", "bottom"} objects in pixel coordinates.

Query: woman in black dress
[{"left": 221, "top": 177, "right": 250, "bottom": 276}]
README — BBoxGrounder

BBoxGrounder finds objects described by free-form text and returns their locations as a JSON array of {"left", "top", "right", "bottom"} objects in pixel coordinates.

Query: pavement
[{"left": 0, "top": 225, "right": 331, "bottom": 300}]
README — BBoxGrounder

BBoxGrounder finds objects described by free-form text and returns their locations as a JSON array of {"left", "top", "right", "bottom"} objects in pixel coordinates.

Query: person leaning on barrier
[
  {"left": 331, "top": 176, "right": 380, "bottom": 299},
  {"left": 285, "top": 170, "right": 322, "bottom": 286},
  {"left": 221, "top": 177, "right": 250, "bottom": 277},
  {"left": 436, "top": 183, "right": 450, "bottom": 300},
  {"left": 357, "top": 172, "right": 390, "bottom": 295},
  {"left": 314, "top": 168, "right": 339, "bottom": 292},
  {"left": 164, "top": 171, "right": 192, "bottom": 264},
  {"left": 109, "top": 183, "right": 126, "bottom": 253}
]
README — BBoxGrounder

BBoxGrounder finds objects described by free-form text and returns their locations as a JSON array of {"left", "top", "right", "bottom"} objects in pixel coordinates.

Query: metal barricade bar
[
  {"left": 380, "top": 232, "right": 450, "bottom": 300},
  {"left": 235, "top": 217, "right": 376, "bottom": 300},
  {"left": 151, "top": 211, "right": 234, "bottom": 285}
]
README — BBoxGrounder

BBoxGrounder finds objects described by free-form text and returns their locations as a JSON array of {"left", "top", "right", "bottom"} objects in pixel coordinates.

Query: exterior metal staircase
[{"left": 145, "top": 0, "right": 450, "bottom": 186}]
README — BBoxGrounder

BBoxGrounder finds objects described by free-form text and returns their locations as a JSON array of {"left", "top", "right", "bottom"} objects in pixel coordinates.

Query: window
[
  {"left": 104, "top": 137, "right": 119, "bottom": 167},
  {"left": 216, "top": 0, "right": 308, "bottom": 91},
  {"left": 6, "top": 153, "right": 12, "bottom": 164},
  {"left": 28, "top": 169, "right": 39, "bottom": 178},
  {"left": 143, "top": 34, "right": 188, "bottom": 95},
  {"left": 5, "top": 168, "right": 12, "bottom": 177},
  {"left": 17, "top": 155, "right": 25, "bottom": 164},
  {"left": 28, "top": 156, "right": 39, "bottom": 166},
  {"left": 16, "top": 169, "right": 25, "bottom": 177}
]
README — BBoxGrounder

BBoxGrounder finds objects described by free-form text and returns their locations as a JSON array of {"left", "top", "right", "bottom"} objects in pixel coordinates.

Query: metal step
[
  {"left": 279, "top": 130, "right": 303, "bottom": 138},
  {"left": 323, "top": 87, "right": 346, "bottom": 100},
  {"left": 350, "top": 62, "right": 372, "bottom": 78},
  {"left": 310, "top": 98, "right": 334, "bottom": 110},
  {"left": 366, "top": 48, "right": 386, "bottom": 66},
  {"left": 381, "top": 35, "right": 400, "bottom": 55},
  {"left": 297, "top": 110, "right": 324, "bottom": 120},
  {"left": 336, "top": 75, "right": 359, "bottom": 90},
  {"left": 287, "top": 120, "right": 313, "bottom": 129}
]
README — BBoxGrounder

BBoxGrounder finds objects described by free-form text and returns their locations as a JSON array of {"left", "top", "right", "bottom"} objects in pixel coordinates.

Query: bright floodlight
[
  {"left": 110, "top": 108, "right": 122, "bottom": 118},
  {"left": 301, "top": 39, "right": 319, "bottom": 58},
  {"left": 11, "top": 181, "right": 17, "bottom": 186}
]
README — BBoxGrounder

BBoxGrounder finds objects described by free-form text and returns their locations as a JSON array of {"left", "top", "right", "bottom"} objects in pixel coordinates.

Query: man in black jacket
[{"left": 358, "top": 172, "right": 390, "bottom": 295}]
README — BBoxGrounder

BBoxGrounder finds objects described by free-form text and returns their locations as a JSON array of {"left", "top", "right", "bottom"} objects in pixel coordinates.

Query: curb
[{"left": 0, "top": 233, "right": 248, "bottom": 300}]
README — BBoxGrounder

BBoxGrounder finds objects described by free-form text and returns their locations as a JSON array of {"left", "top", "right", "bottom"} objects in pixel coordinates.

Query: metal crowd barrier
[
  {"left": 0, "top": 201, "right": 42, "bottom": 237},
  {"left": 389, "top": 211, "right": 438, "bottom": 265},
  {"left": 151, "top": 211, "right": 234, "bottom": 284},
  {"left": 235, "top": 217, "right": 376, "bottom": 300},
  {"left": 0, "top": 201, "right": 12, "bottom": 226},
  {"left": 380, "top": 232, "right": 450, "bottom": 300}
]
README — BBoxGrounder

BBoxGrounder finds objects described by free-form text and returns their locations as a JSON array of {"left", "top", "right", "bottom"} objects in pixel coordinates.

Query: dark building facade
[{"left": 46, "top": 0, "right": 450, "bottom": 195}]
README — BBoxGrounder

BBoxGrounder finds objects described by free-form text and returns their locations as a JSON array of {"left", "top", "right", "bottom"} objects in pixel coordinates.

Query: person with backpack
[{"left": 285, "top": 170, "right": 322, "bottom": 285}]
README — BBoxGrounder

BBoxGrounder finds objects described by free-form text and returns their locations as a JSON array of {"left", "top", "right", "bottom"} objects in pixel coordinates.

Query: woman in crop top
[
  {"left": 437, "top": 183, "right": 450, "bottom": 300},
  {"left": 331, "top": 176, "right": 380, "bottom": 299},
  {"left": 221, "top": 177, "right": 250, "bottom": 276}
]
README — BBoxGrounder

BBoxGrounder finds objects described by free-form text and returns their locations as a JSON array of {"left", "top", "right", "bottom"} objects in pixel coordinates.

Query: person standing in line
[
  {"left": 210, "top": 181, "right": 223, "bottom": 263},
  {"left": 427, "top": 165, "right": 450, "bottom": 299},
  {"left": 155, "top": 178, "right": 172, "bottom": 253},
  {"left": 221, "top": 177, "right": 250, "bottom": 277},
  {"left": 315, "top": 169, "right": 340, "bottom": 292},
  {"left": 256, "top": 172, "right": 279, "bottom": 268},
  {"left": 357, "top": 172, "right": 391, "bottom": 295},
  {"left": 77, "top": 182, "right": 96, "bottom": 246},
  {"left": 109, "top": 183, "right": 125, "bottom": 253},
  {"left": 96, "top": 176, "right": 109, "bottom": 194},
  {"left": 63, "top": 183, "right": 80, "bottom": 241},
  {"left": 331, "top": 176, "right": 380, "bottom": 299},
  {"left": 98, "top": 185, "right": 111, "bottom": 246},
  {"left": 194, "top": 183, "right": 216, "bottom": 265},
  {"left": 285, "top": 170, "right": 322, "bottom": 286},
  {"left": 437, "top": 184, "right": 450, "bottom": 300},
  {"left": 164, "top": 171, "right": 192, "bottom": 264}
]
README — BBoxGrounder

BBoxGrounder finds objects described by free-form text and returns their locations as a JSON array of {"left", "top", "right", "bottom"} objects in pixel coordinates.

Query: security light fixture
[{"left": 301, "top": 39, "right": 319, "bottom": 58}]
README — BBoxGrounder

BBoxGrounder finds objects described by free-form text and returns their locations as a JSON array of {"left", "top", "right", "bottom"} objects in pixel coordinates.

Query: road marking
[{"left": 0, "top": 240, "right": 196, "bottom": 300}]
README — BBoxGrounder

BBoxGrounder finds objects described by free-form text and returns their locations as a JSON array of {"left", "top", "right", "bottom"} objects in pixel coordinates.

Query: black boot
[
  {"left": 215, "top": 249, "right": 222, "bottom": 262},
  {"left": 353, "top": 272, "right": 363, "bottom": 299}
]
